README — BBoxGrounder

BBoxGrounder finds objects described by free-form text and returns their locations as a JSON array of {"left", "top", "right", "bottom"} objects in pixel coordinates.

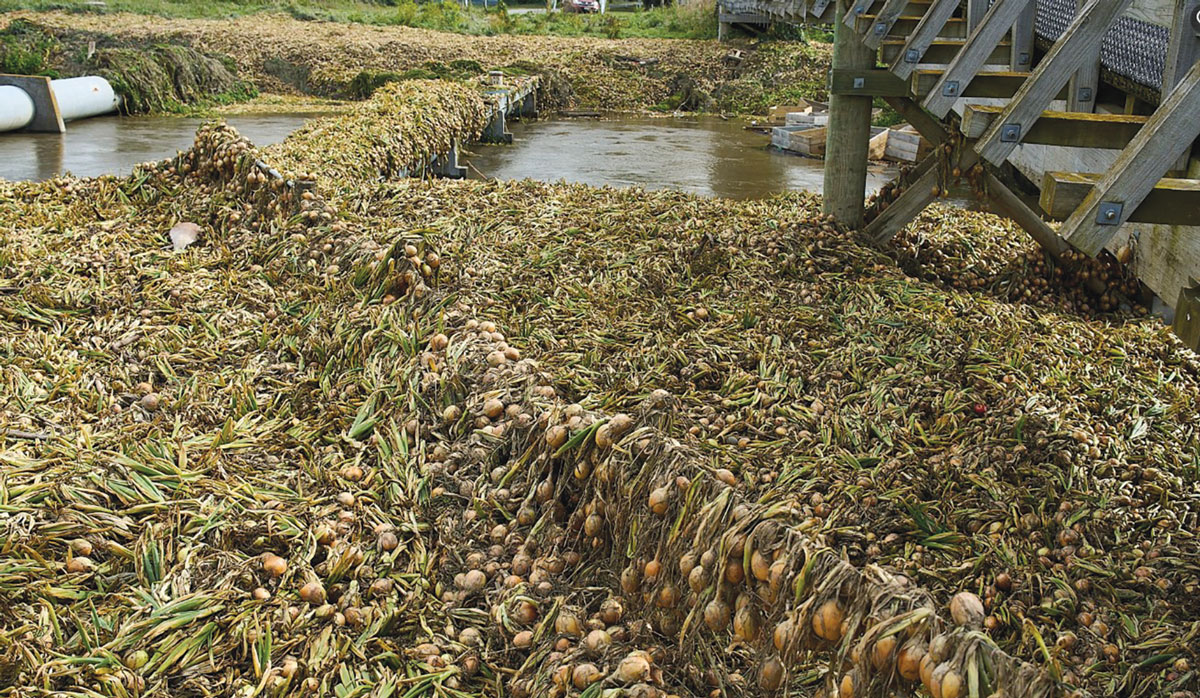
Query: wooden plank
[
  {"left": 863, "top": 164, "right": 940, "bottom": 243},
  {"left": 860, "top": 0, "right": 920, "bottom": 49},
  {"left": 1041, "top": 172, "right": 1200, "bottom": 224},
  {"left": 923, "top": 0, "right": 1036, "bottom": 118},
  {"left": 1128, "top": 0, "right": 1190, "bottom": 27},
  {"left": 882, "top": 39, "right": 1010, "bottom": 67},
  {"left": 856, "top": 15, "right": 969, "bottom": 39},
  {"left": 985, "top": 172, "right": 1072, "bottom": 257},
  {"left": 1010, "top": 2, "right": 1035, "bottom": 71},
  {"left": 960, "top": 105, "right": 1147, "bottom": 147},
  {"left": 1176, "top": 282, "right": 1200, "bottom": 351},
  {"left": 912, "top": 69, "right": 1071, "bottom": 99},
  {"left": 829, "top": 69, "right": 910, "bottom": 96},
  {"left": 824, "top": 0, "right": 878, "bottom": 227},
  {"left": 974, "top": 0, "right": 1135, "bottom": 166},
  {"left": 890, "top": 0, "right": 961, "bottom": 80},
  {"left": 0, "top": 74, "right": 64, "bottom": 133},
  {"left": 1060, "top": 60, "right": 1200, "bottom": 255},
  {"left": 882, "top": 95, "right": 949, "bottom": 145}
]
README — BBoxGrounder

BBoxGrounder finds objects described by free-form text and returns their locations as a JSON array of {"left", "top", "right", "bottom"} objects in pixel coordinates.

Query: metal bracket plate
[
  {"left": 905, "top": 48, "right": 921, "bottom": 64},
  {"left": 942, "top": 80, "right": 960, "bottom": 98},
  {"left": 853, "top": 77, "right": 865, "bottom": 89},
  {"left": 1017, "top": 51, "right": 1031, "bottom": 66},
  {"left": 874, "top": 21, "right": 888, "bottom": 36},
  {"left": 1000, "top": 124, "right": 1022, "bottom": 143},
  {"left": 1096, "top": 201, "right": 1124, "bottom": 226},
  {"left": 1077, "top": 86, "right": 1094, "bottom": 102}
]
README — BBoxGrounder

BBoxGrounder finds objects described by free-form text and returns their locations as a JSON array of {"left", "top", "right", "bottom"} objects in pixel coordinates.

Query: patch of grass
[
  {"left": 872, "top": 98, "right": 904, "bottom": 127},
  {"left": 0, "top": 0, "right": 721, "bottom": 39},
  {"left": 0, "top": 18, "right": 60, "bottom": 76}
]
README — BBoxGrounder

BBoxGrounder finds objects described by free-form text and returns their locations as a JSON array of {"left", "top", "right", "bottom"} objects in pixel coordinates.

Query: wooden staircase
[{"left": 781, "top": 0, "right": 1200, "bottom": 346}]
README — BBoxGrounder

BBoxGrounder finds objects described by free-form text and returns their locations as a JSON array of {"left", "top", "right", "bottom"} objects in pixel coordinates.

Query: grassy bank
[
  {"left": 2, "top": 11, "right": 830, "bottom": 114},
  {"left": 0, "top": 0, "right": 723, "bottom": 39}
]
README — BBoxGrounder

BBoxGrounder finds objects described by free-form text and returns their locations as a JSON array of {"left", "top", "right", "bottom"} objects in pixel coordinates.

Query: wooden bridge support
[{"left": 823, "top": 0, "right": 876, "bottom": 227}]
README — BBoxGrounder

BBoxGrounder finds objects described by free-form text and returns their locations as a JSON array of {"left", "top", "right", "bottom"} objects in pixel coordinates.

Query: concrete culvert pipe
[{"left": 0, "top": 85, "right": 36, "bottom": 132}]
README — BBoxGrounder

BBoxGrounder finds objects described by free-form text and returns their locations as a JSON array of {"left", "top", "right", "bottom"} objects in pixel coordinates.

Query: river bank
[{"left": 1, "top": 11, "right": 829, "bottom": 115}]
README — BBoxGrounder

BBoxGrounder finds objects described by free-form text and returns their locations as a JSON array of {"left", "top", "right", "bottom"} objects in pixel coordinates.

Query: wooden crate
[{"left": 883, "top": 126, "right": 931, "bottom": 163}]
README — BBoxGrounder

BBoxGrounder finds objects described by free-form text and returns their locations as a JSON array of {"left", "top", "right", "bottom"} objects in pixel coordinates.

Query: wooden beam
[
  {"left": 863, "top": 162, "right": 940, "bottom": 243},
  {"left": 830, "top": 69, "right": 910, "bottom": 96},
  {"left": 1041, "top": 172, "right": 1200, "bottom": 224},
  {"left": 1010, "top": 2, "right": 1035, "bottom": 71},
  {"left": 912, "top": 70, "right": 1071, "bottom": 99},
  {"left": 882, "top": 39, "right": 1010, "bottom": 66},
  {"left": 1066, "top": 0, "right": 1100, "bottom": 111},
  {"left": 974, "top": 0, "right": 1135, "bottom": 165},
  {"left": 890, "top": 0, "right": 960, "bottom": 80},
  {"left": 882, "top": 95, "right": 949, "bottom": 145},
  {"left": 1176, "top": 282, "right": 1200, "bottom": 352},
  {"left": 824, "top": 0, "right": 878, "bottom": 227},
  {"left": 923, "top": 0, "right": 1036, "bottom": 118},
  {"left": 1059, "top": 60, "right": 1200, "bottom": 255},
  {"left": 860, "top": 0, "right": 914, "bottom": 49},
  {"left": 961, "top": 105, "right": 1146, "bottom": 147},
  {"left": 985, "top": 172, "right": 1071, "bottom": 258},
  {"left": 1164, "top": 0, "right": 1200, "bottom": 90}
]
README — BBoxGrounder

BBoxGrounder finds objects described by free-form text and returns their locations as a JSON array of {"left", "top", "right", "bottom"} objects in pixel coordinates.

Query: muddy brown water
[
  {"left": 465, "top": 116, "right": 898, "bottom": 199},
  {"left": 0, "top": 113, "right": 321, "bottom": 182},
  {"left": 2, "top": 114, "right": 897, "bottom": 201}
]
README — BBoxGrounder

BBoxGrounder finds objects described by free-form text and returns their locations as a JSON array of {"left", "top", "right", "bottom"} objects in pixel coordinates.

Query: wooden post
[
  {"left": 1010, "top": 2, "right": 1035, "bottom": 71},
  {"left": 823, "top": 0, "right": 876, "bottom": 227},
  {"left": 1067, "top": 0, "right": 1100, "bottom": 112},
  {"left": 966, "top": 0, "right": 988, "bottom": 30}
]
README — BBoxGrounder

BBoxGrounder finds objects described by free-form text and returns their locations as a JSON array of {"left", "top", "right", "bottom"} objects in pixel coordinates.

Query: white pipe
[
  {"left": 0, "top": 76, "right": 119, "bottom": 133},
  {"left": 0, "top": 85, "right": 36, "bottom": 132},
  {"left": 51, "top": 76, "right": 120, "bottom": 122}
]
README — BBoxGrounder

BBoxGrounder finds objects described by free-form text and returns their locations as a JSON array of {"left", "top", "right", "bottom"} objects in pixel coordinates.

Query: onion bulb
[
  {"left": 648, "top": 487, "right": 670, "bottom": 516},
  {"left": 688, "top": 565, "right": 709, "bottom": 593},
  {"left": 621, "top": 565, "right": 641, "bottom": 593},
  {"left": 572, "top": 663, "right": 602, "bottom": 690},
  {"left": 919, "top": 654, "right": 935, "bottom": 693},
  {"left": 758, "top": 656, "right": 785, "bottom": 692},
  {"left": 772, "top": 617, "right": 794, "bottom": 652},
  {"left": 751, "top": 550, "right": 771, "bottom": 582},
  {"left": 582, "top": 629, "right": 611, "bottom": 655},
  {"left": 262, "top": 553, "right": 287, "bottom": 578},
  {"left": 871, "top": 634, "right": 897, "bottom": 670},
  {"left": 299, "top": 581, "right": 326, "bottom": 605},
  {"left": 545, "top": 425, "right": 568, "bottom": 449},
  {"left": 812, "top": 600, "right": 844, "bottom": 643},
  {"left": 703, "top": 599, "right": 731, "bottom": 632},
  {"left": 941, "top": 668, "right": 962, "bottom": 698},
  {"left": 513, "top": 630, "right": 533, "bottom": 648},
  {"left": 644, "top": 559, "right": 662, "bottom": 579},
  {"left": 897, "top": 640, "right": 925, "bottom": 681},
  {"left": 949, "top": 592, "right": 984, "bottom": 628},
  {"left": 584, "top": 513, "right": 604, "bottom": 537},
  {"left": 555, "top": 611, "right": 582, "bottom": 637},
  {"left": 614, "top": 652, "right": 651, "bottom": 684},
  {"left": 600, "top": 598, "right": 623, "bottom": 624},
  {"left": 733, "top": 605, "right": 760, "bottom": 642},
  {"left": 725, "top": 559, "right": 745, "bottom": 585}
]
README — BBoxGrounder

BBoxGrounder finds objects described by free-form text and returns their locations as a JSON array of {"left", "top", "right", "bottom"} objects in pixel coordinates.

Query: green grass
[{"left": 0, "top": 0, "right": 720, "bottom": 39}]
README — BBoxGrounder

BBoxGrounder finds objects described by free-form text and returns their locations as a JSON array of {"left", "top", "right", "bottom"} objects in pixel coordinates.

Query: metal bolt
[
  {"left": 853, "top": 77, "right": 865, "bottom": 89},
  {"left": 1105, "top": 209, "right": 1118, "bottom": 220}
]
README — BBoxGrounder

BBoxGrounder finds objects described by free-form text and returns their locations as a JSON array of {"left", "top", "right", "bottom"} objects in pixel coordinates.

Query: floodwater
[
  {"left": 465, "top": 116, "right": 898, "bottom": 199},
  {"left": 0, "top": 113, "right": 320, "bottom": 182}
]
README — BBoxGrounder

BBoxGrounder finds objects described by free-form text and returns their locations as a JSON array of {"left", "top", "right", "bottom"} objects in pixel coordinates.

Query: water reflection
[
  {"left": 465, "top": 117, "right": 897, "bottom": 199},
  {"left": 0, "top": 113, "right": 320, "bottom": 182}
]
